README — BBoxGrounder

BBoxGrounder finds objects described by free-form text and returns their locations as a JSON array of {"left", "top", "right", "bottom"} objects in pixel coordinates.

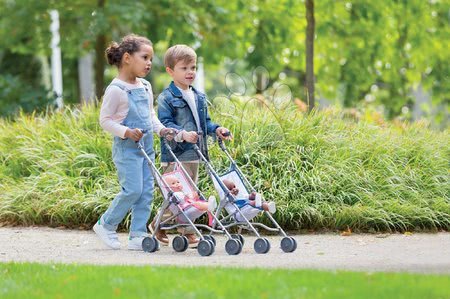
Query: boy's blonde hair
[{"left": 164, "top": 45, "right": 197, "bottom": 69}]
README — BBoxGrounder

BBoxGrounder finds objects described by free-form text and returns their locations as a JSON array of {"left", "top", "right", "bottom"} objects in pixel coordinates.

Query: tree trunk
[
  {"left": 95, "top": 35, "right": 106, "bottom": 101},
  {"left": 255, "top": 72, "right": 265, "bottom": 95},
  {"left": 94, "top": 0, "right": 106, "bottom": 101},
  {"left": 78, "top": 52, "right": 95, "bottom": 104},
  {"left": 305, "top": 0, "right": 315, "bottom": 111}
]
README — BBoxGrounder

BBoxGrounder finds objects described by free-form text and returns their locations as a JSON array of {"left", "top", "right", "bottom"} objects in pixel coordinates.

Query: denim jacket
[{"left": 157, "top": 81, "right": 220, "bottom": 162}]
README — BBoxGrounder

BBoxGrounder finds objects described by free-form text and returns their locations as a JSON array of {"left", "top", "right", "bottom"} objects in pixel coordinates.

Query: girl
[{"left": 94, "top": 34, "right": 173, "bottom": 250}]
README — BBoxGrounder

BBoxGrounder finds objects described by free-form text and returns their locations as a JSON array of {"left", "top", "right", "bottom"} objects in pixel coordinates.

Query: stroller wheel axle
[
  {"left": 202, "top": 235, "right": 217, "bottom": 246},
  {"left": 197, "top": 239, "right": 215, "bottom": 256},
  {"left": 281, "top": 237, "right": 297, "bottom": 253},
  {"left": 254, "top": 237, "right": 270, "bottom": 254},
  {"left": 225, "top": 238, "right": 243, "bottom": 255},
  {"left": 173, "top": 235, "right": 189, "bottom": 252},
  {"left": 142, "top": 236, "right": 159, "bottom": 253},
  {"left": 231, "top": 234, "right": 245, "bottom": 246}
]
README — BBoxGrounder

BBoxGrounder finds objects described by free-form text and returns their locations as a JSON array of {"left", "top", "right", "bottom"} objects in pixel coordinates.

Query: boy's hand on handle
[
  {"left": 125, "top": 128, "right": 144, "bottom": 142},
  {"left": 182, "top": 131, "right": 199, "bottom": 143},
  {"left": 160, "top": 128, "right": 177, "bottom": 141},
  {"left": 216, "top": 127, "right": 232, "bottom": 140}
]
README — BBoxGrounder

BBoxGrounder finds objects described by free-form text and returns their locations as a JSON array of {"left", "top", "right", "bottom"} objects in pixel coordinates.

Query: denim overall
[{"left": 100, "top": 81, "right": 154, "bottom": 238}]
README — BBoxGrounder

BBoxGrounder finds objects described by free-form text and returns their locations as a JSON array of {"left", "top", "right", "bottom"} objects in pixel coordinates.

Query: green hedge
[{"left": 0, "top": 101, "right": 448, "bottom": 232}]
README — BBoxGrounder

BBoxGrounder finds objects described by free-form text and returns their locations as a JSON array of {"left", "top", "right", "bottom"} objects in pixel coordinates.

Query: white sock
[
  {"left": 208, "top": 196, "right": 217, "bottom": 212},
  {"left": 267, "top": 201, "right": 276, "bottom": 214},
  {"left": 254, "top": 193, "right": 262, "bottom": 208}
]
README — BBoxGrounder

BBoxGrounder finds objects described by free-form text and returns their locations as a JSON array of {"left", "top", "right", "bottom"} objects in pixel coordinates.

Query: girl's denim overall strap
[{"left": 101, "top": 83, "right": 155, "bottom": 238}]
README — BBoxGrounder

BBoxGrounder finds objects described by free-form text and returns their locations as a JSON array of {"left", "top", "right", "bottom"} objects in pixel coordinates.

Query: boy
[{"left": 152, "top": 44, "right": 231, "bottom": 247}]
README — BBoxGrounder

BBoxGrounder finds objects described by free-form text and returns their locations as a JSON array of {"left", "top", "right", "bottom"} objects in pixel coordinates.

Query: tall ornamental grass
[{"left": 0, "top": 101, "right": 448, "bottom": 231}]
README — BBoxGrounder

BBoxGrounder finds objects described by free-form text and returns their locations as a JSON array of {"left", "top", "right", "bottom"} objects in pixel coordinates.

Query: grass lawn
[{"left": 0, "top": 262, "right": 449, "bottom": 299}]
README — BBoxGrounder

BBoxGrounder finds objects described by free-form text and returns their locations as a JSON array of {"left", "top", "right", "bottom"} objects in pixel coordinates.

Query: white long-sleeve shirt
[
  {"left": 99, "top": 78, "right": 165, "bottom": 138},
  {"left": 173, "top": 86, "right": 200, "bottom": 143}
]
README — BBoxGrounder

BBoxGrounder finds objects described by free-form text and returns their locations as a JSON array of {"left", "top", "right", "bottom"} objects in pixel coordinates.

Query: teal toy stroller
[{"left": 192, "top": 134, "right": 297, "bottom": 254}]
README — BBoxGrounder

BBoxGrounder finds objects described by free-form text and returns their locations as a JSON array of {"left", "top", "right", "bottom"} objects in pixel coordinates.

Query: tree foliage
[
  {"left": 0, "top": 0, "right": 448, "bottom": 123},
  {"left": 313, "top": 0, "right": 449, "bottom": 119}
]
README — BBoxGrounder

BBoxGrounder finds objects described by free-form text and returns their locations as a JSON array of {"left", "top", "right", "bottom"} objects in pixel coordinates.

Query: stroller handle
[
  {"left": 217, "top": 130, "right": 231, "bottom": 151},
  {"left": 162, "top": 128, "right": 179, "bottom": 139},
  {"left": 132, "top": 129, "right": 149, "bottom": 144},
  {"left": 217, "top": 137, "right": 227, "bottom": 151},
  {"left": 135, "top": 128, "right": 178, "bottom": 144}
]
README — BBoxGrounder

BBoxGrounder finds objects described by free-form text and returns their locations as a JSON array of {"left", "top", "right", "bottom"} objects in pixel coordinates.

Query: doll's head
[
  {"left": 223, "top": 179, "right": 239, "bottom": 196},
  {"left": 164, "top": 175, "right": 183, "bottom": 192}
]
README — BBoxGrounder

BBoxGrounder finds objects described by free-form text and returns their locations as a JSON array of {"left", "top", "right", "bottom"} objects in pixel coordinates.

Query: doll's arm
[{"left": 185, "top": 191, "right": 200, "bottom": 203}]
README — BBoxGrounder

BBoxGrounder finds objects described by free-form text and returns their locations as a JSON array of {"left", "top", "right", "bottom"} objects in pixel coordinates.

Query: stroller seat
[
  {"left": 138, "top": 135, "right": 238, "bottom": 256},
  {"left": 212, "top": 170, "right": 262, "bottom": 222},
  {"left": 159, "top": 168, "right": 207, "bottom": 224},
  {"left": 192, "top": 136, "right": 297, "bottom": 254}
]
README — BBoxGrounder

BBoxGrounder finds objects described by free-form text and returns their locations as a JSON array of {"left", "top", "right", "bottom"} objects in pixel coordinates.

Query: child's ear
[
  {"left": 166, "top": 66, "right": 174, "bottom": 75},
  {"left": 123, "top": 52, "right": 131, "bottom": 64}
]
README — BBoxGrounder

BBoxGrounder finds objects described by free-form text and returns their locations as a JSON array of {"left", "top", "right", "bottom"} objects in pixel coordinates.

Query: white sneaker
[
  {"left": 254, "top": 193, "right": 262, "bottom": 208},
  {"left": 93, "top": 221, "right": 121, "bottom": 250},
  {"left": 267, "top": 201, "right": 276, "bottom": 214},
  {"left": 208, "top": 196, "right": 217, "bottom": 212},
  {"left": 128, "top": 236, "right": 146, "bottom": 251}
]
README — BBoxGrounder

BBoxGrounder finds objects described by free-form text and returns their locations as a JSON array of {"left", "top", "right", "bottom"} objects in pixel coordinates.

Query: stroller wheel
[
  {"left": 281, "top": 237, "right": 297, "bottom": 253},
  {"left": 254, "top": 237, "right": 270, "bottom": 254},
  {"left": 142, "top": 237, "right": 159, "bottom": 253},
  {"left": 225, "top": 238, "right": 242, "bottom": 255},
  {"left": 231, "top": 234, "right": 245, "bottom": 246},
  {"left": 203, "top": 235, "right": 216, "bottom": 246},
  {"left": 197, "top": 239, "right": 215, "bottom": 256},
  {"left": 173, "top": 235, "right": 189, "bottom": 252}
]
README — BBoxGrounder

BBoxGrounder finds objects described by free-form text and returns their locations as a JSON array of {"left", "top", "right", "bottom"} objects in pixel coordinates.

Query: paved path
[{"left": 0, "top": 227, "right": 449, "bottom": 274}]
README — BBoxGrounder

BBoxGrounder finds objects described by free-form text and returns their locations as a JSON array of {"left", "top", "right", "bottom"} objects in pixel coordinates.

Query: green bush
[
  {"left": 0, "top": 101, "right": 448, "bottom": 232},
  {"left": 0, "top": 74, "right": 53, "bottom": 117},
  {"left": 0, "top": 51, "right": 53, "bottom": 117}
]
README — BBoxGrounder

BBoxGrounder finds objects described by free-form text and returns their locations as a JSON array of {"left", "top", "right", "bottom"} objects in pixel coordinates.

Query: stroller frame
[
  {"left": 193, "top": 137, "right": 297, "bottom": 254},
  {"left": 160, "top": 139, "right": 244, "bottom": 255},
  {"left": 136, "top": 134, "right": 244, "bottom": 256}
]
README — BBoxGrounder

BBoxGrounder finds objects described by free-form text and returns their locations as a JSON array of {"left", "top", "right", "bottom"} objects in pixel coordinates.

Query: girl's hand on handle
[
  {"left": 182, "top": 131, "right": 199, "bottom": 143},
  {"left": 216, "top": 127, "right": 232, "bottom": 140},
  {"left": 125, "top": 128, "right": 144, "bottom": 141}
]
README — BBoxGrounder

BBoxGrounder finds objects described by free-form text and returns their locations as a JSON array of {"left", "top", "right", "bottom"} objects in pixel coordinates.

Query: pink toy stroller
[{"left": 138, "top": 134, "right": 245, "bottom": 256}]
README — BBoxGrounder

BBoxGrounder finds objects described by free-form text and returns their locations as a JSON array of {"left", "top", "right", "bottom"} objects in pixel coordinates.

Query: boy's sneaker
[
  {"left": 254, "top": 193, "right": 262, "bottom": 208},
  {"left": 128, "top": 236, "right": 145, "bottom": 251},
  {"left": 149, "top": 219, "right": 169, "bottom": 246},
  {"left": 208, "top": 196, "right": 217, "bottom": 212},
  {"left": 267, "top": 201, "right": 276, "bottom": 214},
  {"left": 184, "top": 233, "right": 199, "bottom": 248},
  {"left": 93, "top": 221, "right": 120, "bottom": 250}
]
